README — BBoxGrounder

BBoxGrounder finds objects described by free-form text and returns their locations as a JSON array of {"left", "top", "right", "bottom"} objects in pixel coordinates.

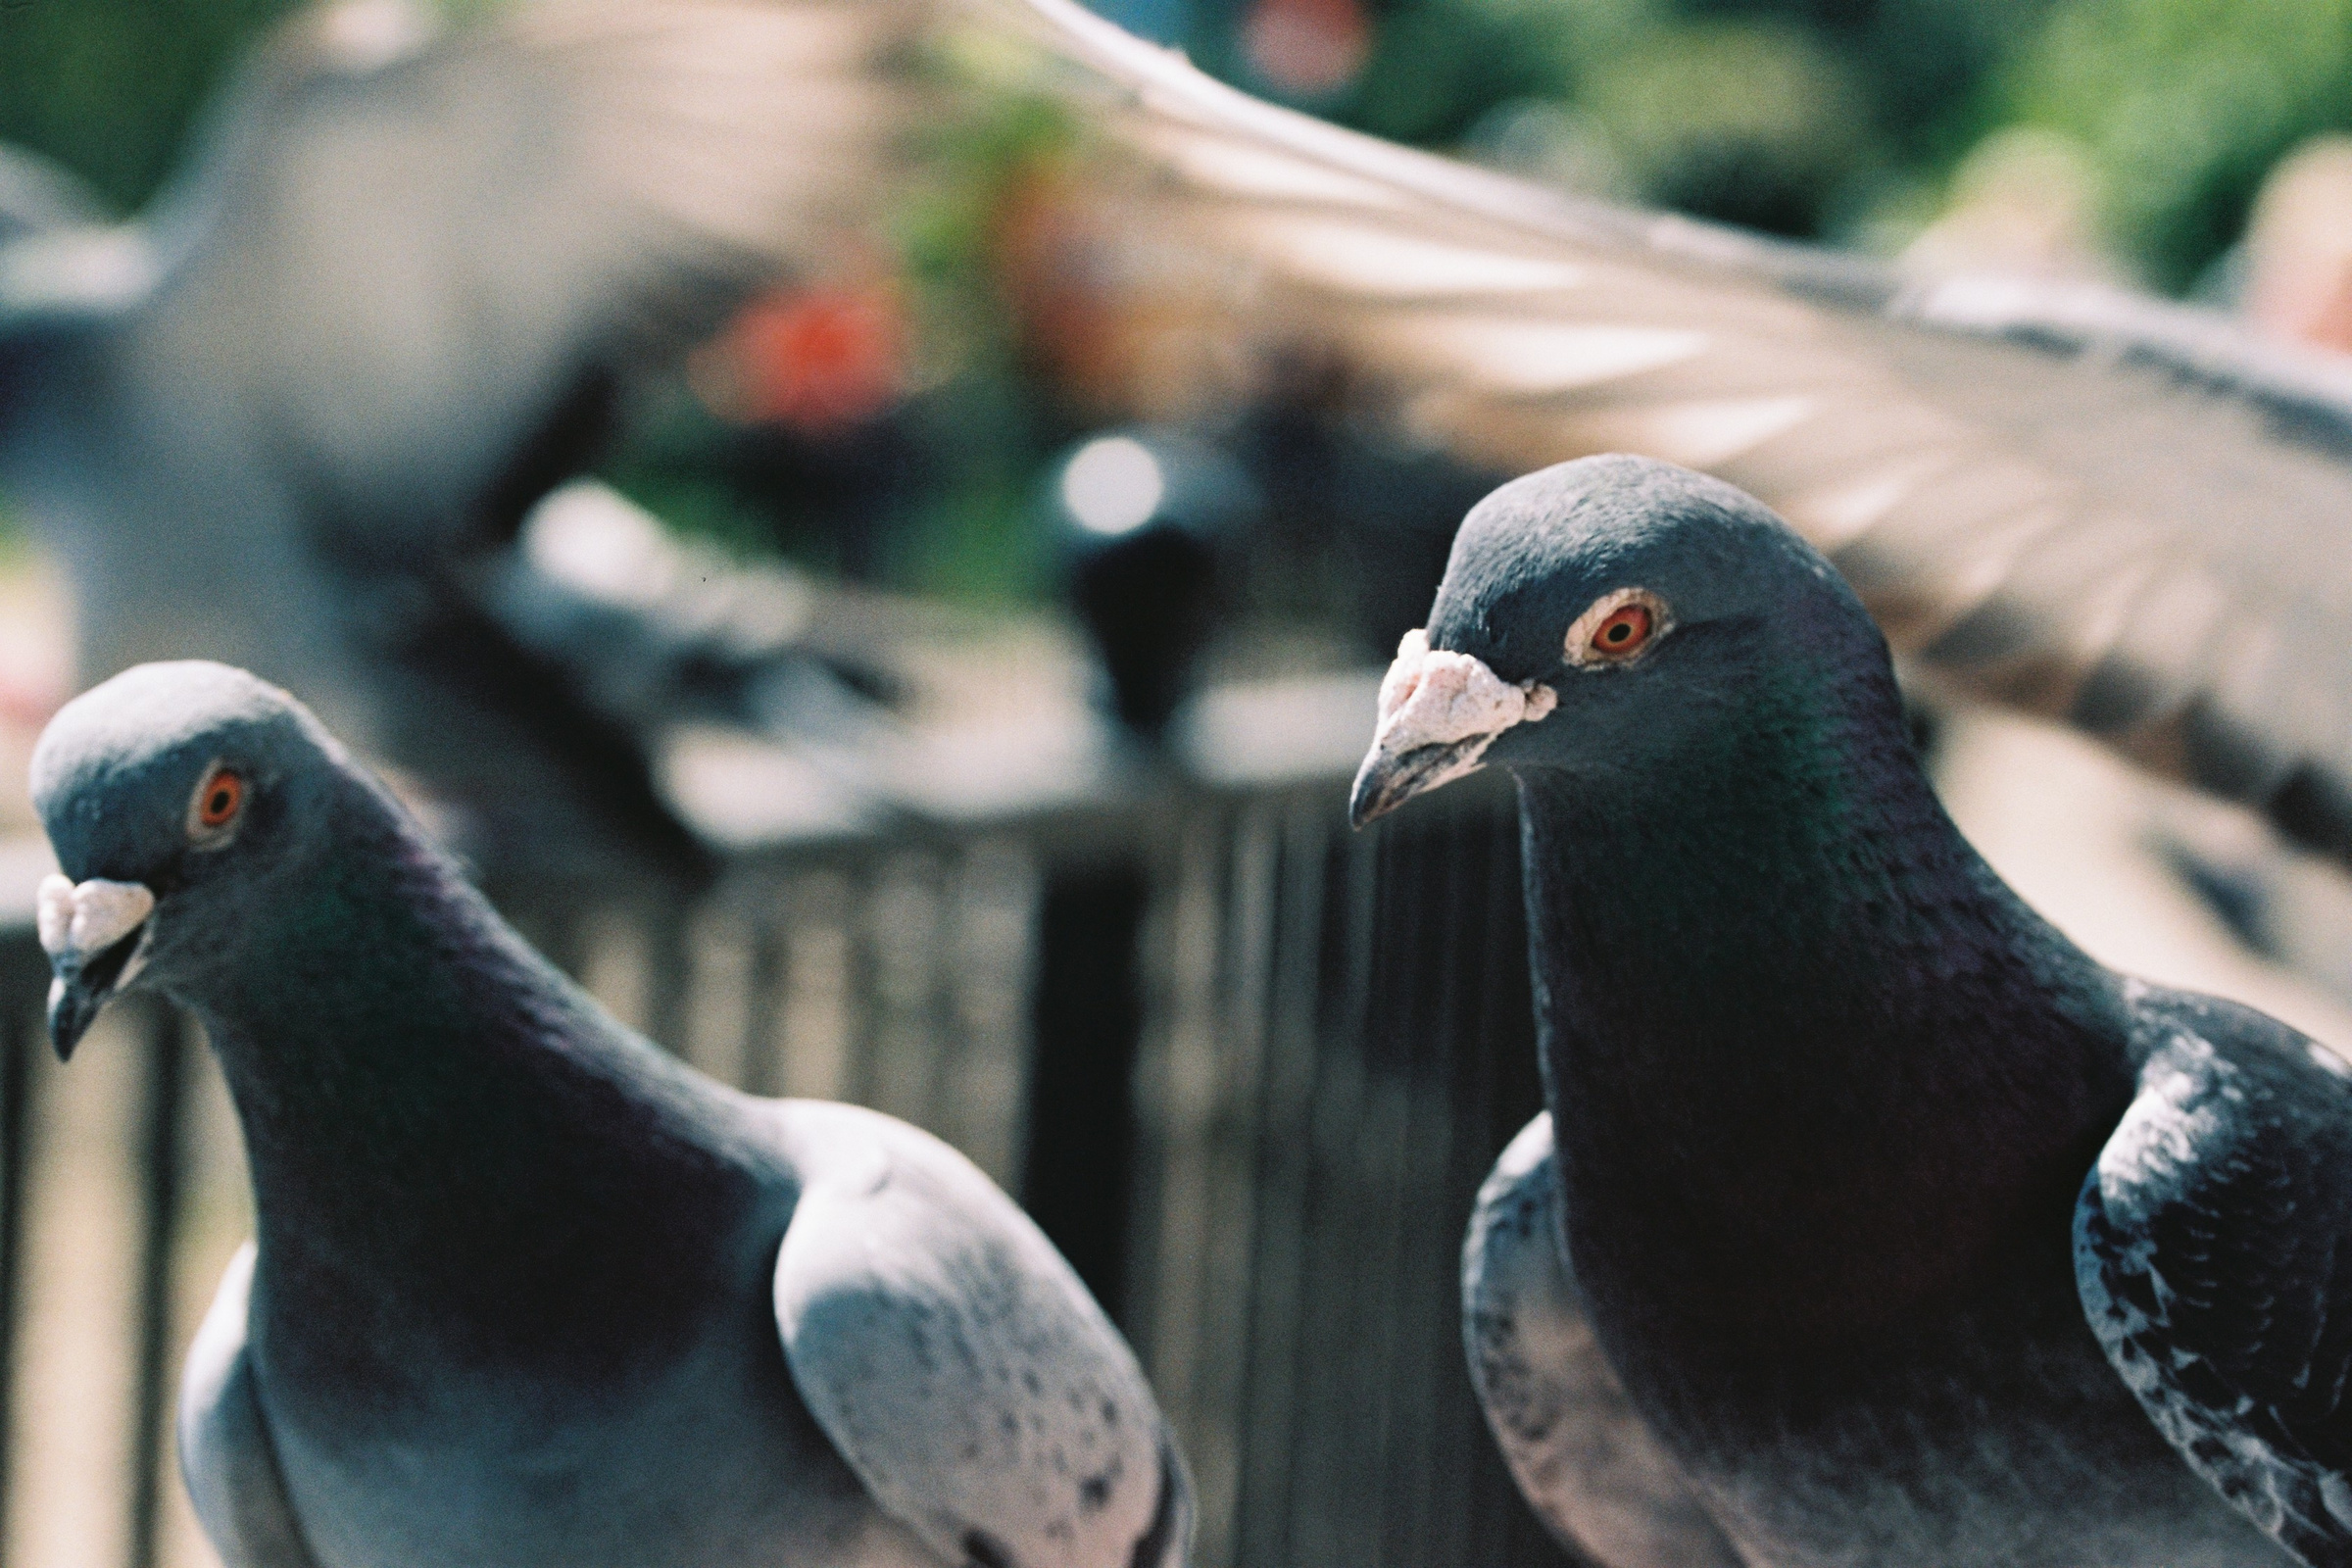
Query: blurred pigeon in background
[
  {"left": 1358, "top": 457, "right": 2352, "bottom": 1567},
  {"left": 0, "top": 0, "right": 920, "bottom": 884},
  {"left": 1043, "top": 428, "right": 1254, "bottom": 744},
  {"left": 29, "top": 660, "right": 1192, "bottom": 1568}
]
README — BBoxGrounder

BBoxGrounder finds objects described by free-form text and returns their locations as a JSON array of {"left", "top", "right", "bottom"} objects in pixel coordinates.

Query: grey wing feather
[
  {"left": 996, "top": 0, "right": 2352, "bottom": 864},
  {"left": 178, "top": 1243, "right": 322, "bottom": 1568},
  {"left": 2077, "top": 985, "right": 2352, "bottom": 1566},
  {"left": 130, "top": 0, "right": 922, "bottom": 547},
  {"left": 773, "top": 1101, "right": 1192, "bottom": 1568},
  {"left": 1463, "top": 1114, "right": 1747, "bottom": 1568}
]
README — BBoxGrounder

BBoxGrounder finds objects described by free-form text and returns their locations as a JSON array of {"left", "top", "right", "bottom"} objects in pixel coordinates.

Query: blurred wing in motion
[
  {"left": 0, "top": 0, "right": 925, "bottom": 880},
  {"left": 993, "top": 0, "right": 2352, "bottom": 866},
  {"left": 0, "top": 144, "right": 110, "bottom": 244},
  {"left": 138, "top": 0, "right": 921, "bottom": 559}
]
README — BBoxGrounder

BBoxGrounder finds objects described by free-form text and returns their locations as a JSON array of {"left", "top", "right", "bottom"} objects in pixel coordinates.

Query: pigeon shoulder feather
[
  {"left": 2078, "top": 983, "right": 2352, "bottom": 1564},
  {"left": 772, "top": 1101, "right": 1190, "bottom": 1568}
]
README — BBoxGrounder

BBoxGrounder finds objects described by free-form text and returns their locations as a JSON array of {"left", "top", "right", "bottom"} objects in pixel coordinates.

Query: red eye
[
  {"left": 1590, "top": 603, "right": 1653, "bottom": 659},
  {"left": 196, "top": 770, "right": 244, "bottom": 830}
]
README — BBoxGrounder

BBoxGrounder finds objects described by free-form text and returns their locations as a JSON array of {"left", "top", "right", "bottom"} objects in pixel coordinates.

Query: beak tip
[
  {"left": 1350, "top": 739, "right": 1444, "bottom": 829},
  {"left": 1347, "top": 763, "right": 1387, "bottom": 831},
  {"left": 1348, "top": 754, "right": 1418, "bottom": 829},
  {"left": 44, "top": 977, "right": 87, "bottom": 1063}
]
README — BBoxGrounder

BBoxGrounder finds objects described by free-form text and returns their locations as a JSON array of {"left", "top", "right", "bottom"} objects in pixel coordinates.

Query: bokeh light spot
[{"left": 1061, "top": 437, "right": 1166, "bottom": 536}]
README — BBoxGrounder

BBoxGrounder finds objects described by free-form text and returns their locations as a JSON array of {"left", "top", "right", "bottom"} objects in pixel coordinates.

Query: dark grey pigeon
[
  {"left": 1353, "top": 455, "right": 2352, "bottom": 1568},
  {"left": 28, "top": 661, "right": 1191, "bottom": 1568}
]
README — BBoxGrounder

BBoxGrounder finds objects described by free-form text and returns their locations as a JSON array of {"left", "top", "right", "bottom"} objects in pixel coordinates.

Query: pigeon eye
[
  {"left": 190, "top": 767, "right": 246, "bottom": 838},
  {"left": 1566, "top": 587, "right": 1672, "bottom": 667},
  {"left": 1592, "top": 605, "right": 1650, "bottom": 656}
]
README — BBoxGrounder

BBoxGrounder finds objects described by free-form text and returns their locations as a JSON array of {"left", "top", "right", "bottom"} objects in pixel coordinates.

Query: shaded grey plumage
[
  {"left": 0, "top": 0, "right": 917, "bottom": 880},
  {"left": 987, "top": 0, "right": 2352, "bottom": 871},
  {"left": 1355, "top": 456, "right": 2352, "bottom": 1566},
  {"left": 1461, "top": 1114, "right": 1744, "bottom": 1568},
  {"left": 29, "top": 661, "right": 1190, "bottom": 1568}
]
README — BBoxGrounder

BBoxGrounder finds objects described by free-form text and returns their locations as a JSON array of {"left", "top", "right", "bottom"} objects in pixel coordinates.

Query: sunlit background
[
  {"left": 14, "top": 0, "right": 2352, "bottom": 608},
  {"left": 8, "top": 1, "right": 2352, "bottom": 1566}
]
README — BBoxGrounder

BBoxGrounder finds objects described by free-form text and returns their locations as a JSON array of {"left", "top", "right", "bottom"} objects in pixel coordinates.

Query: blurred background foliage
[
  {"left": 0, "top": 0, "right": 307, "bottom": 214},
  {"left": 2001, "top": 0, "right": 2352, "bottom": 289},
  {"left": 6, "top": 0, "right": 2352, "bottom": 596},
  {"left": 15, "top": 0, "right": 2349, "bottom": 309}
]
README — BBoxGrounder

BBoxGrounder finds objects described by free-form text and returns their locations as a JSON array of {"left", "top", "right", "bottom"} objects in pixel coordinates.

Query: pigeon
[
  {"left": 1045, "top": 429, "right": 1254, "bottom": 743},
  {"left": 1351, "top": 455, "right": 2352, "bottom": 1568},
  {"left": 27, "top": 660, "right": 1191, "bottom": 1568},
  {"left": 0, "top": 0, "right": 919, "bottom": 882}
]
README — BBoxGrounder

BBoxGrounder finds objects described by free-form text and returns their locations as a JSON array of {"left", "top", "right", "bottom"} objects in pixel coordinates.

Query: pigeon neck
[
  {"left": 187, "top": 781, "right": 759, "bottom": 1389},
  {"left": 1512, "top": 655, "right": 2132, "bottom": 1343}
]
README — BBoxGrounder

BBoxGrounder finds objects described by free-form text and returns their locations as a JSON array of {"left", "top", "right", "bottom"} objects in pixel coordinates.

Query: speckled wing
[
  {"left": 2077, "top": 985, "right": 2352, "bottom": 1565},
  {"left": 130, "top": 0, "right": 921, "bottom": 558},
  {"left": 990, "top": 0, "right": 2352, "bottom": 867},
  {"left": 773, "top": 1102, "right": 1192, "bottom": 1568},
  {"left": 1463, "top": 1114, "right": 1748, "bottom": 1568}
]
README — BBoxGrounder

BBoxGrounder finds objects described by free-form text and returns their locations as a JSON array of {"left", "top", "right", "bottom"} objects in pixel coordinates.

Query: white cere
[
  {"left": 35, "top": 875, "right": 154, "bottom": 963},
  {"left": 1373, "top": 629, "right": 1558, "bottom": 772}
]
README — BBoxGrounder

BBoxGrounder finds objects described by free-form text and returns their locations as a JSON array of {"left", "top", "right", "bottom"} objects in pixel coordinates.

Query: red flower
[{"left": 699, "top": 283, "right": 906, "bottom": 434}]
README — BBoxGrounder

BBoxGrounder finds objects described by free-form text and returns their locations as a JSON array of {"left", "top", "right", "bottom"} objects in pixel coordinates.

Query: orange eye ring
[
  {"left": 1591, "top": 604, "right": 1652, "bottom": 657},
  {"left": 194, "top": 769, "right": 245, "bottom": 832},
  {"left": 1565, "top": 586, "right": 1672, "bottom": 667}
]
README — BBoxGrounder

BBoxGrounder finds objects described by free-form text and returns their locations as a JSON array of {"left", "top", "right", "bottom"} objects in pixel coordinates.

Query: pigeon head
[
  {"left": 1350, "top": 454, "right": 1886, "bottom": 825},
  {"left": 28, "top": 661, "right": 363, "bottom": 1058}
]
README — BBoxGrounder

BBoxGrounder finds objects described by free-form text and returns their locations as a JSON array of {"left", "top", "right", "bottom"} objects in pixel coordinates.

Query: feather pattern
[{"left": 2079, "top": 983, "right": 2352, "bottom": 1566}]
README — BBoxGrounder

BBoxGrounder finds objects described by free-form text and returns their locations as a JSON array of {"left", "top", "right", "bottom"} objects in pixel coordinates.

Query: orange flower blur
[{"left": 698, "top": 283, "right": 907, "bottom": 435}]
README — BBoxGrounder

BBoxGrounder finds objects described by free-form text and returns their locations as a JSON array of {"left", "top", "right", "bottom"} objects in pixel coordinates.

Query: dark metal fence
[{"left": 0, "top": 742, "right": 1575, "bottom": 1568}]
